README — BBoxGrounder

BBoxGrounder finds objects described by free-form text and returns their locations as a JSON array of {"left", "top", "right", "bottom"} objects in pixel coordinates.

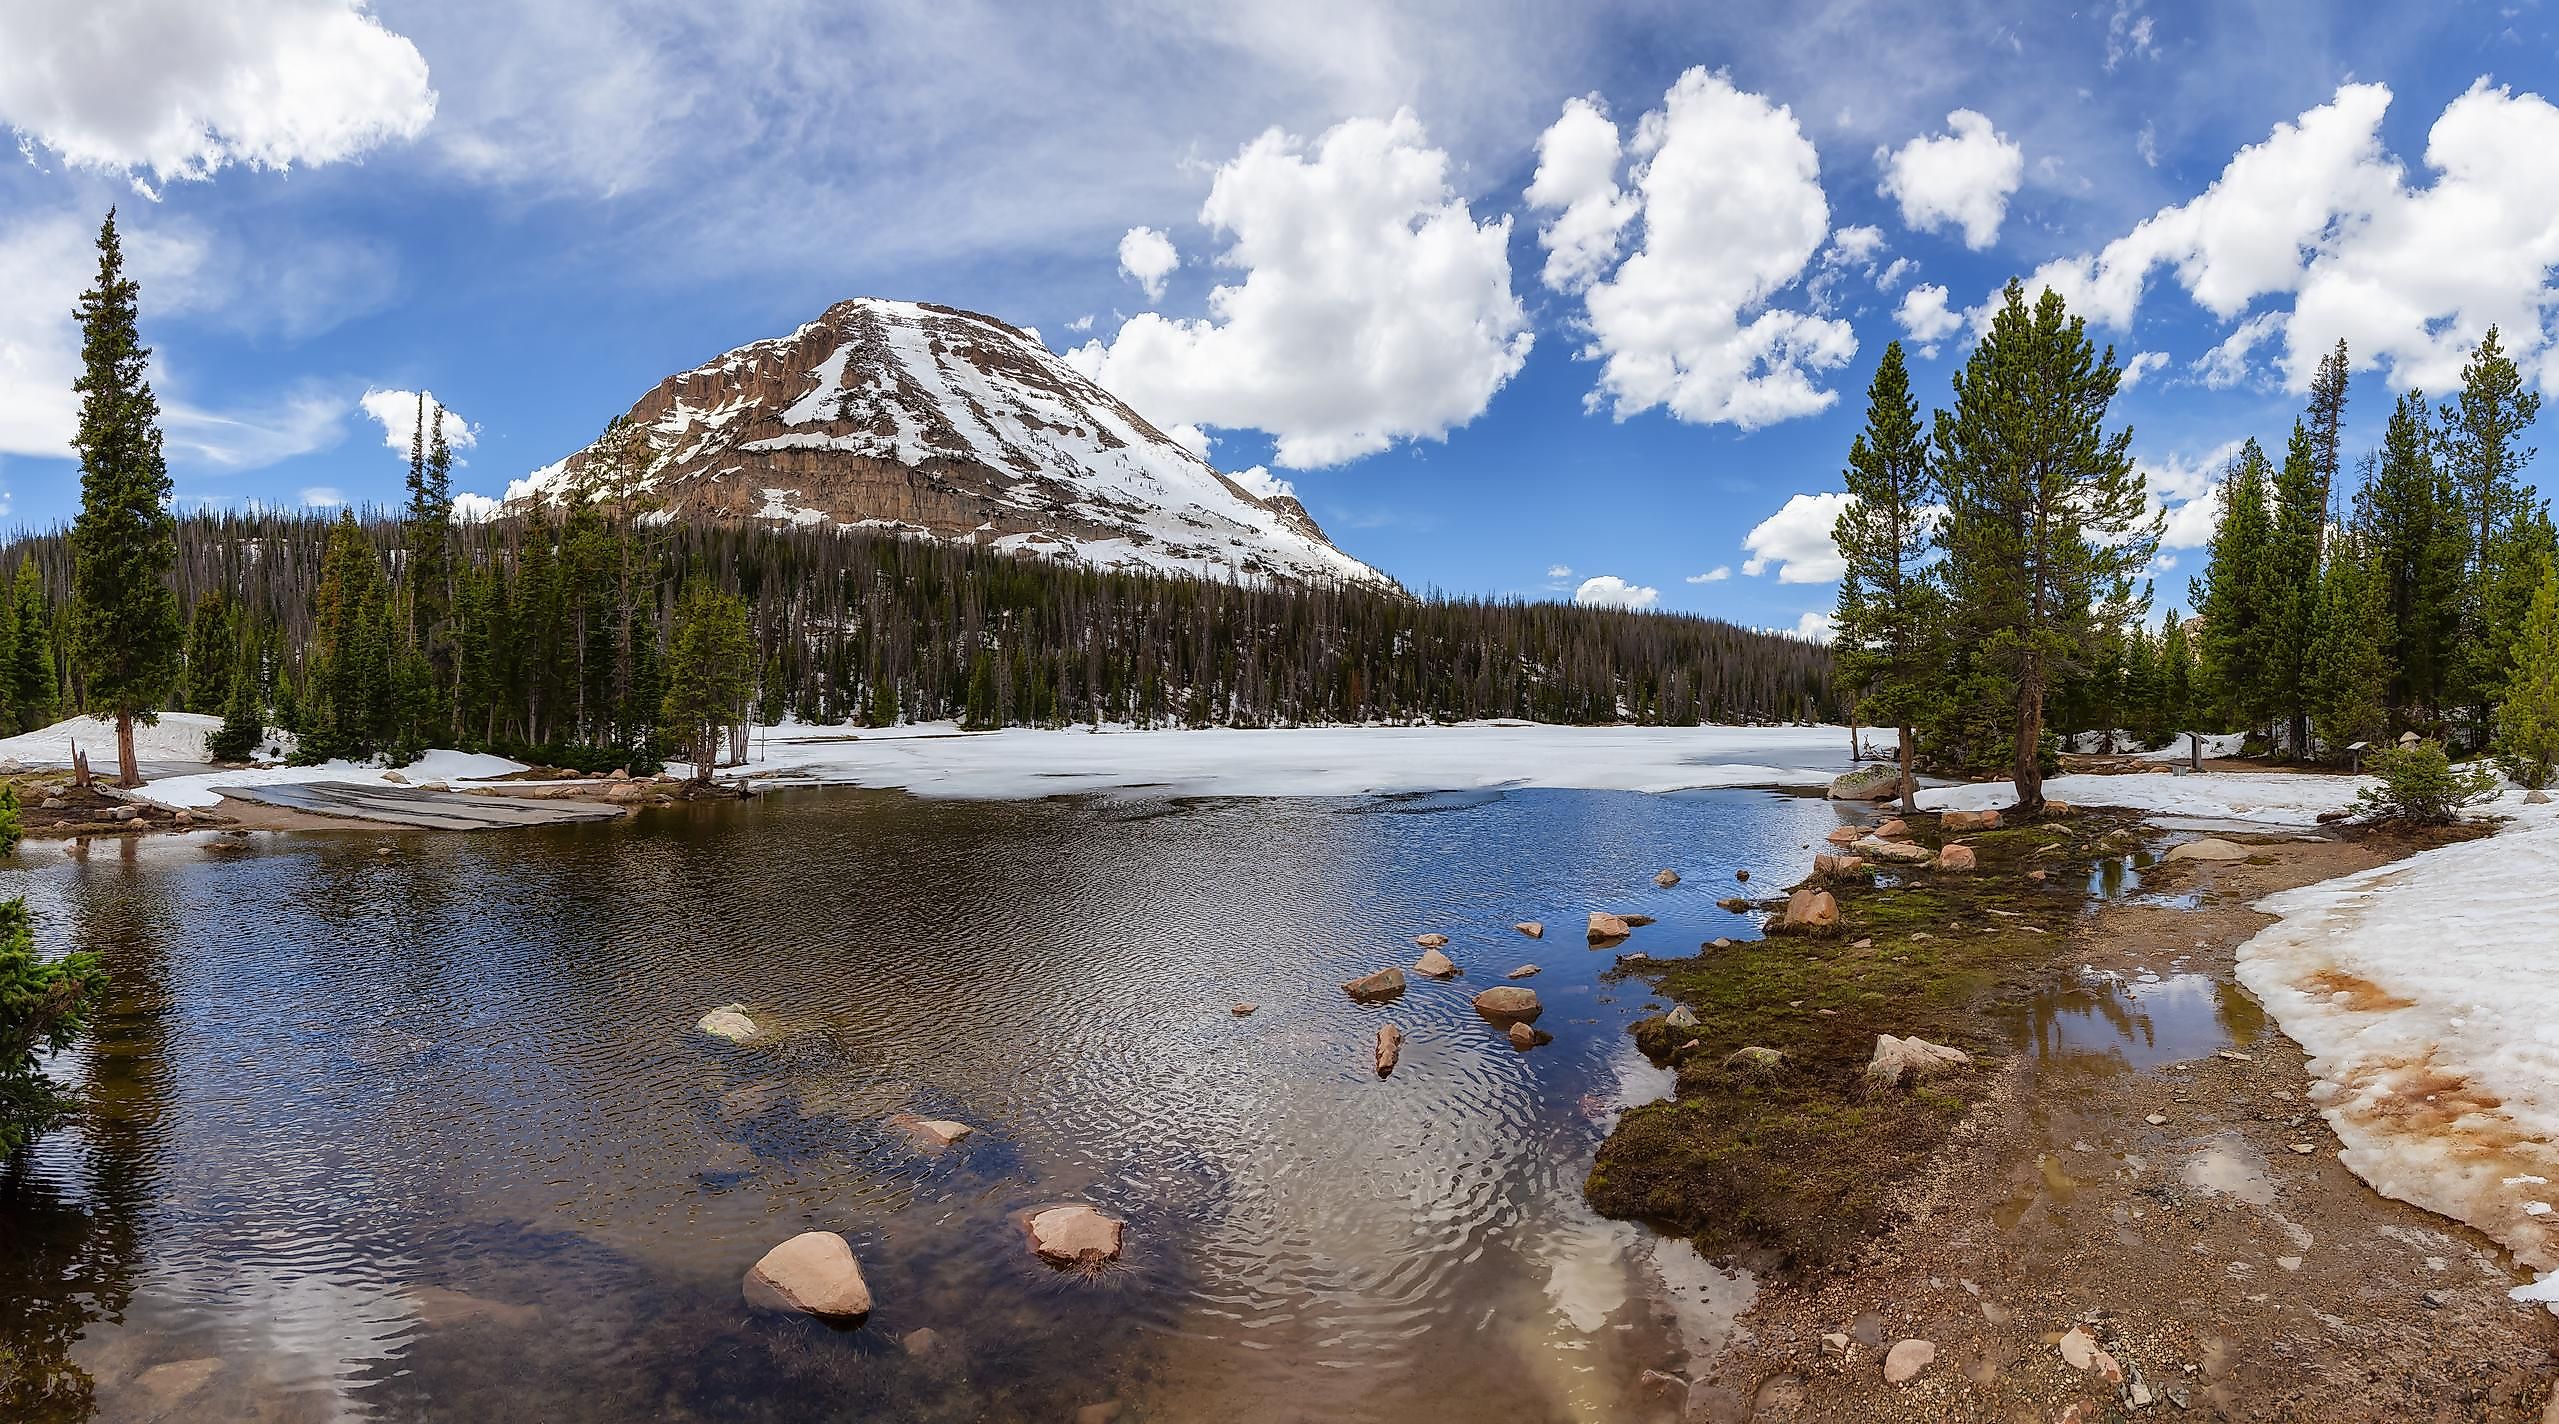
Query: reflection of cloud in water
[
  {"left": 105, "top": 1239, "right": 422, "bottom": 1421},
  {"left": 1650, "top": 1236, "right": 1756, "bottom": 1363}
]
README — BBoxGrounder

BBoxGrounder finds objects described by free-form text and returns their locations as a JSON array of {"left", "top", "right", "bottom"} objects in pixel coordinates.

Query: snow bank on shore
[
  {"left": 2234, "top": 806, "right": 2559, "bottom": 1310},
  {"left": 0, "top": 712, "right": 235, "bottom": 766},
  {"left": 699, "top": 720, "right": 1856, "bottom": 800},
  {"left": 132, "top": 750, "right": 528, "bottom": 809},
  {"left": 1918, "top": 770, "right": 2373, "bottom": 827}
]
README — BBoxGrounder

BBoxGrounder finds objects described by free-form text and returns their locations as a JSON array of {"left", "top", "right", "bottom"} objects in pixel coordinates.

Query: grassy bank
[{"left": 1586, "top": 810, "right": 2146, "bottom": 1272}]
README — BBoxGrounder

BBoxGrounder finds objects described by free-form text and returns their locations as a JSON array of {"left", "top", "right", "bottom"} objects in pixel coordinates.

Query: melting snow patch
[{"left": 2235, "top": 802, "right": 2559, "bottom": 1309}]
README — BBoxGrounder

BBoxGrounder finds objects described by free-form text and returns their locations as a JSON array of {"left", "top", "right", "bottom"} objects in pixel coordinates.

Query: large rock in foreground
[
  {"left": 2164, "top": 837, "right": 2250, "bottom": 863},
  {"left": 1587, "top": 912, "right": 1632, "bottom": 941},
  {"left": 1472, "top": 986, "right": 1543, "bottom": 1024},
  {"left": 1781, "top": 888, "right": 1839, "bottom": 932},
  {"left": 743, "top": 1231, "right": 872, "bottom": 1322},
  {"left": 698, "top": 1004, "right": 759, "bottom": 1042},
  {"left": 1866, "top": 1034, "right": 1972, "bottom": 1085},
  {"left": 1026, "top": 1204, "right": 1126, "bottom": 1267},
  {"left": 1828, "top": 764, "right": 1900, "bottom": 801}
]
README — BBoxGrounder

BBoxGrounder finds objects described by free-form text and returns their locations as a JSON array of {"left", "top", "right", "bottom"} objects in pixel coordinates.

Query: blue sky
[{"left": 2, "top": 1, "right": 2555, "bottom": 638}]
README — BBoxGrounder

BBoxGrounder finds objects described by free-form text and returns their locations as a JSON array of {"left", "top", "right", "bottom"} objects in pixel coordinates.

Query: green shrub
[{"left": 2353, "top": 740, "right": 2500, "bottom": 824}]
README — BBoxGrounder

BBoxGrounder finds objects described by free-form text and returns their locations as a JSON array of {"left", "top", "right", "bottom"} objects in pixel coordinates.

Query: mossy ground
[{"left": 1584, "top": 809, "right": 2141, "bottom": 1274}]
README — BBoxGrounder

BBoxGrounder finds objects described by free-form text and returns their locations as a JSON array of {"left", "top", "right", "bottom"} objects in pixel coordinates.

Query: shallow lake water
[{"left": 0, "top": 784, "right": 1850, "bottom": 1423}]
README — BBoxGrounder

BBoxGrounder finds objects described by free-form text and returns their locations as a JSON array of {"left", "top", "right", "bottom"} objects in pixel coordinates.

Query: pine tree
[
  {"left": 65, "top": 211, "right": 183, "bottom": 787},
  {"left": 1933, "top": 281, "right": 2159, "bottom": 814},
  {"left": 2193, "top": 440, "right": 2279, "bottom": 737},
  {"left": 180, "top": 589, "right": 233, "bottom": 714},
  {"left": 404, "top": 398, "right": 458, "bottom": 730},
  {"left": 204, "top": 624, "right": 266, "bottom": 763},
  {"left": 2355, "top": 396, "right": 2465, "bottom": 724},
  {"left": 2443, "top": 327, "right": 2543, "bottom": 739},
  {"left": 2267, "top": 422, "right": 2326, "bottom": 757},
  {"left": 662, "top": 580, "right": 753, "bottom": 782},
  {"left": 2157, "top": 610, "right": 2195, "bottom": 741},
  {"left": 306, "top": 513, "right": 394, "bottom": 761},
  {"left": 1830, "top": 341, "right": 1941, "bottom": 811},
  {"left": 2497, "top": 555, "right": 2559, "bottom": 788},
  {"left": 2304, "top": 339, "right": 2350, "bottom": 533},
  {"left": 0, "top": 784, "right": 106, "bottom": 1158},
  {"left": 12, "top": 562, "right": 57, "bottom": 734},
  {"left": 2305, "top": 531, "right": 2390, "bottom": 760}
]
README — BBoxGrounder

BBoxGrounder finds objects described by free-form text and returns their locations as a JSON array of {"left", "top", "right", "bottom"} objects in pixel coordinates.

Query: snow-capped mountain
[{"left": 501, "top": 298, "right": 1392, "bottom": 588}]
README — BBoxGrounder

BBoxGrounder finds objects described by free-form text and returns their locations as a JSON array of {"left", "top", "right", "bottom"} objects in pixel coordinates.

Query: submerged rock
[
  {"left": 1505, "top": 963, "right": 1540, "bottom": 979},
  {"left": 1343, "top": 967, "right": 1407, "bottom": 1001},
  {"left": 697, "top": 1004, "right": 759, "bottom": 1042},
  {"left": 2165, "top": 837, "right": 2250, "bottom": 863},
  {"left": 1374, "top": 1023, "right": 1403, "bottom": 1076},
  {"left": 1414, "top": 933, "right": 1449, "bottom": 949},
  {"left": 1621, "top": 914, "right": 1657, "bottom": 927},
  {"left": 1866, "top": 1034, "right": 1972, "bottom": 1084},
  {"left": 1413, "top": 947, "right": 1459, "bottom": 977},
  {"left": 1587, "top": 912, "right": 1631, "bottom": 940},
  {"left": 743, "top": 1231, "right": 872, "bottom": 1322},
  {"left": 892, "top": 1115, "right": 974, "bottom": 1147},
  {"left": 1716, "top": 896, "right": 1752, "bottom": 912},
  {"left": 1026, "top": 1204, "right": 1126, "bottom": 1267},
  {"left": 1472, "top": 986, "right": 1542, "bottom": 1023},
  {"left": 1828, "top": 764, "right": 1900, "bottom": 801},
  {"left": 1654, "top": 869, "right": 1681, "bottom": 887},
  {"left": 1515, "top": 920, "right": 1545, "bottom": 939}
]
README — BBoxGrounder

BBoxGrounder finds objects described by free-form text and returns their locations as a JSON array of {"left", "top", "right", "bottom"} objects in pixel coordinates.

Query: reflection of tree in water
[{"left": 0, "top": 860, "right": 175, "bottom": 1421}]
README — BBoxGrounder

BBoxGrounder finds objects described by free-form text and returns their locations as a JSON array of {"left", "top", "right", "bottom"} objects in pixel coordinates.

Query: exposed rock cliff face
[{"left": 505, "top": 298, "right": 1391, "bottom": 588}]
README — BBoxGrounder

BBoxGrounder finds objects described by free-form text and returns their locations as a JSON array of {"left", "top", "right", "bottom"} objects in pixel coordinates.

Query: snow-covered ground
[
  {"left": 1918, "top": 770, "right": 2375, "bottom": 827},
  {"left": 2233, "top": 803, "right": 2559, "bottom": 1311},
  {"left": 130, "top": 750, "right": 529, "bottom": 810},
  {"left": 0, "top": 712, "right": 272, "bottom": 767},
  {"left": 688, "top": 720, "right": 1857, "bottom": 800}
]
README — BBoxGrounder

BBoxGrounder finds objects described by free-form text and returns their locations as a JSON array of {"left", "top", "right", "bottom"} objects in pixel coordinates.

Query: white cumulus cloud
[
  {"left": 1894, "top": 283, "right": 1965, "bottom": 355},
  {"left": 0, "top": 0, "right": 435, "bottom": 193},
  {"left": 1878, "top": 109, "right": 2023, "bottom": 250},
  {"left": 358, "top": 388, "right": 477, "bottom": 455},
  {"left": 1068, "top": 109, "right": 1531, "bottom": 469},
  {"left": 450, "top": 491, "right": 505, "bottom": 522},
  {"left": 2119, "top": 350, "right": 2171, "bottom": 389},
  {"left": 1685, "top": 566, "right": 1731, "bottom": 583},
  {"left": 1529, "top": 68, "right": 1856, "bottom": 431},
  {"left": 300, "top": 485, "right": 347, "bottom": 508},
  {"left": 1524, "top": 93, "right": 1638, "bottom": 293},
  {"left": 1573, "top": 575, "right": 1659, "bottom": 610},
  {"left": 1741, "top": 491, "right": 1853, "bottom": 583},
  {"left": 1117, "top": 225, "right": 1178, "bottom": 301},
  {"left": 1228, "top": 464, "right": 1295, "bottom": 501},
  {"left": 1790, "top": 610, "right": 1838, "bottom": 643}
]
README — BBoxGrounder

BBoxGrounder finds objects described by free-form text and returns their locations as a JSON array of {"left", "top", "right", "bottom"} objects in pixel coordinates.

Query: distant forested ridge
[{"left": 0, "top": 510, "right": 1836, "bottom": 769}]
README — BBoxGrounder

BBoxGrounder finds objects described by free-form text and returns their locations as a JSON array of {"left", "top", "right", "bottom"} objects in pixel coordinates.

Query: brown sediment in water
[{"left": 1654, "top": 816, "right": 2559, "bottom": 1422}]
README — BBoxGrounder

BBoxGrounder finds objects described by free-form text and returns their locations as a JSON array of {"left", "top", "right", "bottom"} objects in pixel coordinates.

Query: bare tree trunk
[
  {"left": 2012, "top": 664, "right": 2046, "bottom": 816},
  {"left": 1896, "top": 723, "right": 1917, "bottom": 814},
  {"left": 116, "top": 710, "right": 141, "bottom": 789},
  {"left": 71, "top": 741, "right": 92, "bottom": 790}
]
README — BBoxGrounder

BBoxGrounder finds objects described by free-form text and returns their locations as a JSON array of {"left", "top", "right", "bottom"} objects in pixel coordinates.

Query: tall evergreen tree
[
  {"left": 181, "top": 589, "right": 233, "bottom": 714},
  {"left": 2304, "top": 531, "right": 2390, "bottom": 760},
  {"left": 2498, "top": 555, "right": 2559, "bottom": 788},
  {"left": 1932, "top": 281, "right": 2159, "bottom": 814},
  {"left": 12, "top": 561, "right": 57, "bottom": 734},
  {"left": 2355, "top": 396, "right": 2465, "bottom": 723},
  {"left": 2193, "top": 440, "right": 2280, "bottom": 737},
  {"left": 65, "top": 211, "right": 183, "bottom": 787},
  {"left": 2267, "top": 422, "right": 2327, "bottom": 756},
  {"left": 1830, "top": 341, "right": 1941, "bottom": 811},
  {"left": 2304, "top": 339, "right": 2351, "bottom": 531},
  {"left": 662, "top": 580, "right": 753, "bottom": 782},
  {"left": 2443, "top": 327, "right": 2543, "bottom": 737}
]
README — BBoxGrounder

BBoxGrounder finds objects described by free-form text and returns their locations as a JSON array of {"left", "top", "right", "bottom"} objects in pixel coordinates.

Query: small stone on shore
[
  {"left": 1232, "top": 1003, "right": 1257, "bottom": 1016},
  {"left": 1882, "top": 1339, "right": 1936, "bottom": 1384},
  {"left": 2166, "top": 837, "right": 2251, "bottom": 863}
]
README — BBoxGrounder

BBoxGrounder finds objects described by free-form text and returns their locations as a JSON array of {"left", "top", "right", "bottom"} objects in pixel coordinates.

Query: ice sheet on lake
[
  {"left": 2233, "top": 802, "right": 2559, "bottom": 1310},
  {"left": 696, "top": 720, "right": 1857, "bottom": 800}
]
